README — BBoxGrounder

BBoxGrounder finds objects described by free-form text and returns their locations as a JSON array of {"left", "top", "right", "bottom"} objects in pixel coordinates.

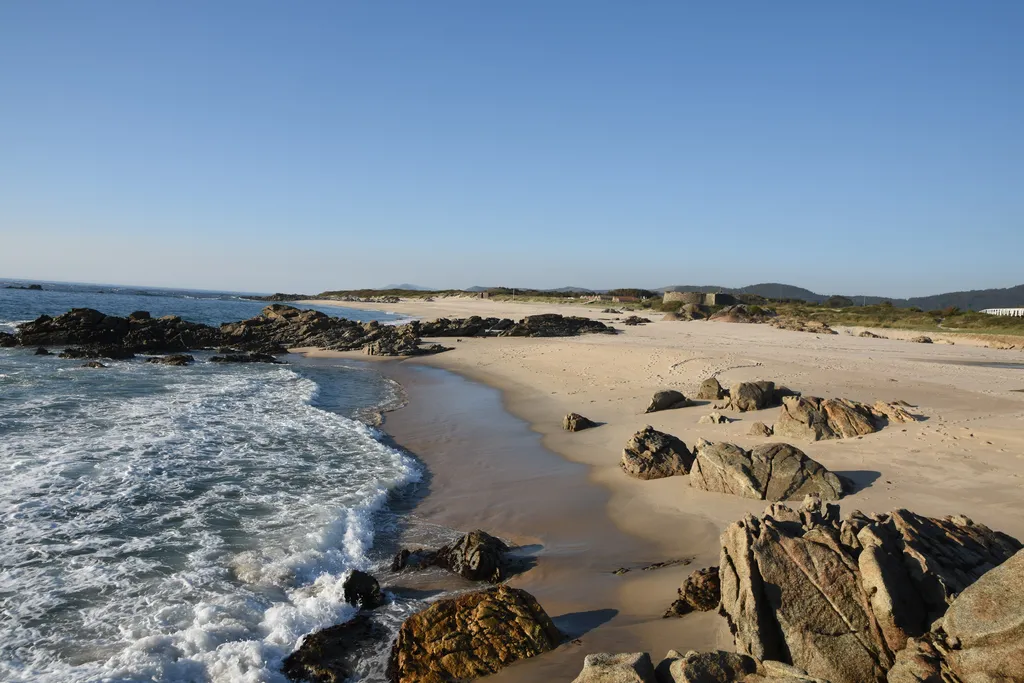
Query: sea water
[{"left": 0, "top": 281, "right": 423, "bottom": 682}]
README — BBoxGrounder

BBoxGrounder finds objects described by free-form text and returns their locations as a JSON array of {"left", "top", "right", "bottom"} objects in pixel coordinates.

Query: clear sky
[{"left": 1, "top": 2, "right": 1021, "bottom": 296}]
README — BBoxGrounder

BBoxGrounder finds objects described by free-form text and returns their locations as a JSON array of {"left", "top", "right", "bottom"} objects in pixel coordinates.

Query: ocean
[{"left": 0, "top": 280, "right": 427, "bottom": 682}]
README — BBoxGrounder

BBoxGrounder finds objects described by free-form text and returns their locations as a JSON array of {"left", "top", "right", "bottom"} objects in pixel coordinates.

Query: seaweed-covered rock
[
  {"left": 621, "top": 426, "right": 693, "bottom": 480},
  {"left": 386, "top": 585, "right": 562, "bottom": 683}
]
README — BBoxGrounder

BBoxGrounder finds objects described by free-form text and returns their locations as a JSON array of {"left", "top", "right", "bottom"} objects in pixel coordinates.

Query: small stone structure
[{"left": 663, "top": 291, "right": 736, "bottom": 306}]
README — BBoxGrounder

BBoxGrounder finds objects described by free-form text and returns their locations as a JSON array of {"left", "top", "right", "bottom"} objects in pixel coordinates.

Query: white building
[{"left": 981, "top": 308, "right": 1024, "bottom": 317}]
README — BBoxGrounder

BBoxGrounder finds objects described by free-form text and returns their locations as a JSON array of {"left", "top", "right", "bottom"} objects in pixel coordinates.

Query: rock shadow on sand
[
  {"left": 552, "top": 608, "right": 618, "bottom": 639},
  {"left": 836, "top": 469, "right": 882, "bottom": 494}
]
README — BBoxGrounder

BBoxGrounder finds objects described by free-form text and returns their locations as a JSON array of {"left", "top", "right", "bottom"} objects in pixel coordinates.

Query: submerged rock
[
  {"left": 691, "top": 440, "right": 844, "bottom": 501},
  {"left": 386, "top": 585, "right": 563, "bottom": 683},
  {"left": 33, "top": 347, "right": 51, "bottom": 355},
  {"left": 621, "top": 426, "right": 693, "bottom": 480},
  {"left": 145, "top": 354, "right": 195, "bottom": 366},
  {"left": 60, "top": 345, "right": 135, "bottom": 360},
  {"left": 81, "top": 361, "right": 107, "bottom": 368},
  {"left": 210, "top": 352, "right": 283, "bottom": 364},
  {"left": 341, "top": 570, "right": 382, "bottom": 609},
  {"left": 563, "top": 412, "right": 598, "bottom": 431},
  {"left": 282, "top": 613, "right": 389, "bottom": 683}
]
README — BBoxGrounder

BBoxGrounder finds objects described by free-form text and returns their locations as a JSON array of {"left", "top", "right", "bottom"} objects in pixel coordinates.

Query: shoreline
[{"left": 299, "top": 297, "right": 1024, "bottom": 677}]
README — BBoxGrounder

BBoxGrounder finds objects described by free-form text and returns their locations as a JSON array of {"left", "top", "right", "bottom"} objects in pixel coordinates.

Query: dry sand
[{"left": 300, "top": 297, "right": 1024, "bottom": 679}]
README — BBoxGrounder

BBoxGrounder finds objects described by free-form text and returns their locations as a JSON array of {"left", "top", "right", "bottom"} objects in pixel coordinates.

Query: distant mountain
[
  {"left": 379, "top": 283, "right": 433, "bottom": 291},
  {"left": 464, "top": 286, "right": 491, "bottom": 292},
  {"left": 543, "top": 286, "right": 601, "bottom": 294},
  {"left": 656, "top": 282, "right": 1024, "bottom": 309}
]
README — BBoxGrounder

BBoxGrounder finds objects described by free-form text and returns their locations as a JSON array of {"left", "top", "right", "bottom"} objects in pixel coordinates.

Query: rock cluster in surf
[{"left": 1, "top": 305, "right": 618, "bottom": 358}]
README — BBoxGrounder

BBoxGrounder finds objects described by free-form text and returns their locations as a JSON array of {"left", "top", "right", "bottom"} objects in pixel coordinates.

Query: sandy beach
[{"left": 300, "top": 296, "right": 1024, "bottom": 680}]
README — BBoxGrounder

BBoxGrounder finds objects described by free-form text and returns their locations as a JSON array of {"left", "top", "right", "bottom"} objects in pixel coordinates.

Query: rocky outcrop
[
  {"left": 386, "top": 585, "right": 562, "bottom": 683},
  {"left": 145, "top": 354, "right": 194, "bottom": 366},
  {"left": 749, "top": 422, "right": 774, "bottom": 437},
  {"left": 697, "top": 377, "right": 728, "bottom": 400},
  {"left": 564, "top": 412, "right": 598, "bottom": 431},
  {"left": 774, "top": 396, "right": 918, "bottom": 441},
  {"left": 710, "top": 306, "right": 776, "bottom": 324},
  {"left": 341, "top": 570, "right": 382, "bottom": 609},
  {"left": 691, "top": 441, "right": 845, "bottom": 501},
  {"left": 282, "top": 613, "right": 389, "bottom": 683},
  {"left": 645, "top": 390, "right": 692, "bottom": 413},
  {"left": 769, "top": 318, "right": 838, "bottom": 335},
  {"left": 665, "top": 566, "right": 721, "bottom": 617},
  {"left": 391, "top": 529, "right": 510, "bottom": 583},
  {"left": 6, "top": 307, "right": 615, "bottom": 360},
  {"left": 81, "top": 361, "right": 107, "bottom": 368},
  {"left": 718, "top": 498, "right": 1021, "bottom": 683},
  {"left": 621, "top": 426, "right": 693, "bottom": 480},
  {"left": 910, "top": 336, "right": 933, "bottom": 344},
  {"left": 571, "top": 652, "right": 656, "bottom": 683},
  {"left": 623, "top": 316, "right": 652, "bottom": 326},
  {"left": 60, "top": 345, "right": 135, "bottom": 360},
  {"left": 33, "top": 347, "right": 51, "bottom": 355},
  {"left": 885, "top": 548, "right": 1024, "bottom": 683}
]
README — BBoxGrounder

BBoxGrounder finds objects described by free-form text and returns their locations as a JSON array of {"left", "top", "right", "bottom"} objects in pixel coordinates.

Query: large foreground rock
[
  {"left": 571, "top": 652, "right": 656, "bottom": 683},
  {"left": 774, "top": 396, "right": 918, "bottom": 441},
  {"left": 691, "top": 440, "right": 844, "bottom": 501},
  {"left": 621, "top": 426, "right": 693, "bottom": 480},
  {"left": 386, "top": 585, "right": 563, "bottom": 683},
  {"left": 718, "top": 498, "right": 1021, "bottom": 683}
]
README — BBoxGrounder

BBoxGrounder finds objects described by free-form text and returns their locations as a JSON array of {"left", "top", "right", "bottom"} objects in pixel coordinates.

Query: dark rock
[
  {"left": 860, "top": 330, "right": 886, "bottom": 339},
  {"left": 910, "top": 336, "right": 933, "bottom": 344},
  {"left": 563, "top": 412, "right": 598, "bottom": 431},
  {"left": 386, "top": 585, "right": 562, "bottom": 683},
  {"left": 499, "top": 313, "right": 617, "bottom": 337},
  {"left": 390, "top": 548, "right": 438, "bottom": 572},
  {"left": 145, "top": 354, "right": 195, "bottom": 366},
  {"left": 0, "top": 332, "right": 15, "bottom": 347},
  {"left": 341, "top": 570, "right": 383, "bottom": 609},
  {"left": 128, "top": 310, "right": 151, "bottom": 320},
  {"left": 282, "top": 613, "right": 389, "bottom": 683},
  {"left": 435, "top": 529, "right": 510, "bottom": 583},
  {"left": 60, "top": 345, "right": 136, "bottom": 360},
  {"left": 730, "top": 381, "right": 777, "bottom": 412},
  {"left": 645, "top": 389, "right": 692, "bottom": 413},
  {"left": 691, "top": 440, "right": 844, "bottom": 501},
  {"left": 665, "top": 566, "right": 721, "bottom": 617},
  {"left": 33, "top": 347, "right": 51, "bottom": 356},
  {"left": 81, "top": 361, "right": 107, "bottom": 368},
  {"left": 621, "top": 426, "right": 693, "bottom": 479},
  {"left": 623, "top": 315, "right": 652, "bottom": 326}
]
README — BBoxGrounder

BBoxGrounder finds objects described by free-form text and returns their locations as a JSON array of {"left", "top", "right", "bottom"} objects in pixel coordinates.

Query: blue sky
[{"left": 1, "top": 2, "right": 1021, "bottom": 296}]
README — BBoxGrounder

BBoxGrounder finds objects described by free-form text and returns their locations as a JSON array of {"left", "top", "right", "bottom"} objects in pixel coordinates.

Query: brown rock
[
  {"left": 718, "top": 500, "right": 1021, "bottom": 683},
  {"left": 698, "top": 377, "right": 728, "bottom": 400},
  {"left": 749, "top": 422, "right": 774, "bottom": 437},
  {"left": 564, "top": 412, "right": 598, "bottom": 431},
  {"left": 665, "top": 566, "right": 721, "bottom": 617},
  {"left": 691, "top": 440, "right": 844, "bottom": 501},
  {"left": 572, "top": 652, "right": 656, "bottom": 683},
  {"left": 910, "top": 336, "right": 933, "bottom": 344},
  {"left": 730, "top": 381, "right": 777, "bottom": 412},
  {"left": 386, "top": 585, "right": 563, "bottom": 683},
  {"left": 646, "top": 390, "right": 692, "bottom": 413},
  {"left": 621, "top": 426, "right": 693, "bottom": 480}
]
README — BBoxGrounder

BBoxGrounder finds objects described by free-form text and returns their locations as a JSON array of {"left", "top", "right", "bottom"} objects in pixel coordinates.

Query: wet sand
[{"left": 376, "top": 362, "right": 727, "bottom": 680}]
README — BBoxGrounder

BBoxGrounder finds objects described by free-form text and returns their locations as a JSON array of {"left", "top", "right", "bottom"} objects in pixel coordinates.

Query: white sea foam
[{"left": 0, "top": 356, "right": 421, "bottom": 682}]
